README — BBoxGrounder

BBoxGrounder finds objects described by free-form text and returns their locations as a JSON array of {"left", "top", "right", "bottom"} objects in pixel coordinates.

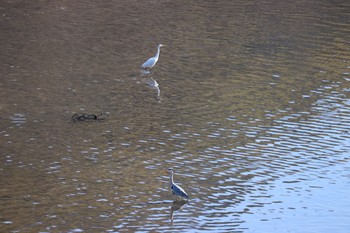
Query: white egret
[
  {"left": 168, "top": 168, "right": 189, "bottom": 200},
  {"left": 141, "top": 44, "right": 164, "bottom": 70}
]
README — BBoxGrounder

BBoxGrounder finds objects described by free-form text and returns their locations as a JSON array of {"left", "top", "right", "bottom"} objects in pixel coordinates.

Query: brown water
[{"left": 1, "top": 1, "right": 350, "bottom": 232}]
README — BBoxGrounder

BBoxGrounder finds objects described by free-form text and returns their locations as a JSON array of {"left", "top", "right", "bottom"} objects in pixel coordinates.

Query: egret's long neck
[{"left": 155, "top": 46, "right": 161, "bottom": 59}]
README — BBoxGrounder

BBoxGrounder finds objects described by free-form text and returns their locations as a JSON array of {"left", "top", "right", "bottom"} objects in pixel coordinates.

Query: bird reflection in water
[
  {"left": 170, "top": 199, "right": 188, "bottom": 226},
  {"left": 140, "top": 69, "right": 161, "bottom": 102},
  {"left": 142, "top": 77, "right": 160, "bottom": 102}
]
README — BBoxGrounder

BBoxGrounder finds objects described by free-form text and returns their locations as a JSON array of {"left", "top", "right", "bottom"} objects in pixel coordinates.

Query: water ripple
[{"left": 1, "top": 1, "right": 350, "bottom": 232}]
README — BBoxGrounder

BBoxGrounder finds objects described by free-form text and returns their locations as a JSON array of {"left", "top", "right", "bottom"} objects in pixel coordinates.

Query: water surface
[{"left": 1, "top": 1, "right": 350, "bottom": 232}]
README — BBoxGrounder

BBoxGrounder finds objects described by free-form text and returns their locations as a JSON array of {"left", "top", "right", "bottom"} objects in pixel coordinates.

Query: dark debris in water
[{"left": 71, "top": 113, "right": 109, "bottom": 122}]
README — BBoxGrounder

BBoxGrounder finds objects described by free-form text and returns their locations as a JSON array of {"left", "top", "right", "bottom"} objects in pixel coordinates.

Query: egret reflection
[
  {"left": 141, "top": 77, "right": 161, "bottom": 102},
  {"left": 170, "top": 199, "right": 188, "bottom": 226}
]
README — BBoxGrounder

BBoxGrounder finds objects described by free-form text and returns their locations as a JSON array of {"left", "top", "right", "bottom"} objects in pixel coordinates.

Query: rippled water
[{"left": 1, "top": 1, "right": 350, "bottom": 232}]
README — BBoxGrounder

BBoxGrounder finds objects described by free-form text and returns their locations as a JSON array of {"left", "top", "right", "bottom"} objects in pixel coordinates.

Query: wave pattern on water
[
  {"left": 1, "top": 0, "right": 350, "bottom": 232},
  {"left": 124, "top": 79, "right": 350, "bottom": 232}
]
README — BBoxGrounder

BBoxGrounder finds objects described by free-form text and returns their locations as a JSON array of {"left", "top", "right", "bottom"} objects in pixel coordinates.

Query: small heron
[
  {"left": 141, "top": 44, "right": 164, "bottom": 70},
  {"left": 168, "top": 168, "right": 189, "bottom": 200}
]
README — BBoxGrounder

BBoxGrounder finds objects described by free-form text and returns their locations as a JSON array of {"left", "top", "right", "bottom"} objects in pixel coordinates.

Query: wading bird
[
  {"left": 168, "top": 168, "right": 189, "bottom": 200},
  {"left": 141, "top": 44, "right": 164, "bottom": 70}
]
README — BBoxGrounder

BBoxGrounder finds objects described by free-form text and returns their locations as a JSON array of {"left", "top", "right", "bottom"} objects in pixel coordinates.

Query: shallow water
[{"left": 1, "top": 0, "right": 350, "bottom": 232}]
